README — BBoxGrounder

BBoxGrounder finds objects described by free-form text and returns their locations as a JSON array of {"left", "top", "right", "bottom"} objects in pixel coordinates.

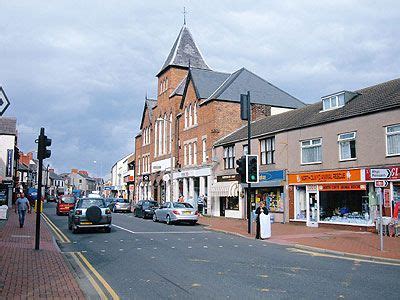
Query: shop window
[
  {"left": 338, "top": 132, "right": 356, "bottom": 161},
  {"left": 301, "top": 138, "right": 322, "bottom": 164},
  {"left": 226, "top": 197, "right": 239, "bottom": 210},
  {"left": 295, "top": 186, "right": 306, "bottom": 220},
  {"left": 223, "top": 145, "right": 235, "bottom": 169},
  {"left": 255, "top": 187, "right": 284, "bottom": 213},
  {"left": 386, "top": 124, "right": 400, "bottom": 156},
  {"left": 260, "top": 137, "right": 275, "bottom": 165}
]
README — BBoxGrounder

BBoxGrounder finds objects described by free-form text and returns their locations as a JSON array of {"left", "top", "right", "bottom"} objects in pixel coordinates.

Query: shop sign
[
  {"left": 384, "top": 189, "right": 391, "bottom": 208},
  {"left": 306, "top": 185, "right": 318, "bottom": 192},
  {"left": 6, "top": 149, "right": 13, "bottom": 177},
  {"left": 374, "top": 180, "right": 388, "bottom": 188},
  {"left": 319, "top": 183, "right": 366, "bottom": 191},
  {"left": 366, "top": 166, "right": 400, "bottom": 180},
  {"left": 142, "top": 175, "right": 150, "bottom": 182},
  {"left": 288, "top": 169, "right": 361, "bottom": 184},
  {"left": 259, "top": 170, "right": 285, "bottom": 182},
  {"left": 104, "top": 186, "right": 113, "bottom": 191},
  {"left": 217, "top": 174, "right": 239, "bottom": 182},
  {"left": 124, "top": 175, "right": 134, "bottom": 183}
]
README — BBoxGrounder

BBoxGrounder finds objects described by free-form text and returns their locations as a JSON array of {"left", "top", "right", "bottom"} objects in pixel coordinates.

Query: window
[
  {"left": 169, "top": 113, "right": 172, "bottom": 153},
  {"left": 184, "top": 144, "right": 187, "bottom": 166},
  {"left": 163, "top": 113, "right": 167, "bottom": 154},
  {"left": 137, "top": 158, "right": 141, "bottom": 175},
  {"left": 158, "top": 119, "right": 162, "bottom": 156},
  {"left": 223, "top": 145, "right": 235, "bottom": 169},
  {"left": 260, "top": 137, "right": 275, "bottom": 164},
  {"left": 189, "top": 104, "right": 192, "bottom": 126},
  {"left": 322, "top": 93, "right": 345, "bottom": 111},
  {"left": 184, "top": 107, "right": 188, "bottom": 128},
  {"left": 386, "top": 124, "right": 400, "bottom": 156},
  {"left": 202, "top": 138, "right": 207, "bottom": 163},
  {"left": 193, "top": 142, "right": 197, "bottom": 165},
  {"left": 194, "top": 103, "right": 197, "bottom": 125},
  {"left": 154, "top": 122, "right": 158, "bottom": 157},
  {"left": 338, "top": 132, "right": 356, "bottom": 160},
  {"left": 301, "top": 138, "right": 322, "bottom": 164},
  {"left": 243, "top": 144, "right": 248, "bottom": 156},
  {"left": 188, "top": 143, "right": 192, "bottom": 165}
]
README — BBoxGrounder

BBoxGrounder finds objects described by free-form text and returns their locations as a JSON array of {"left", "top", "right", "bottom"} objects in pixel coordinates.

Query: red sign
[
  {"left": 366, "top": 166, "right": 400, "bottom": 180},
  {"left": 375, "top": 180, "right": 389, "bottom": 188},
  {"left": 384, "top": 189, "right": 391, "bottom": 208},
  {"left": 318, "top": 183, "right": 366, "bottom": 191}
]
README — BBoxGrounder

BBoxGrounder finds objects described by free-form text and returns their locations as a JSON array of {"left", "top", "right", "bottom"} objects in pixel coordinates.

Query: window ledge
[
  {"left": 386, "top": 153, "right": 400, "bottom": 157},
  {"left": 301, "top": 162, "right": 322, "bottom": 166},
  {"left": 339, "top": 158, "right": 357, "bottom": 162}
]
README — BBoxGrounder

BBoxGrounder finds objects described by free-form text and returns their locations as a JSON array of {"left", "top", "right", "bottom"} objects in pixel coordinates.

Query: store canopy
[{"left": 210, "top": 182, "right": 239, "bottom": 197}]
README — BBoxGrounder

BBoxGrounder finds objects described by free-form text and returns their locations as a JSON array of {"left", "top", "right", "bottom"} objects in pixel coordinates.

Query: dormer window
[{"left": 322, "top": 92, "right": 345, "bottom": 111}]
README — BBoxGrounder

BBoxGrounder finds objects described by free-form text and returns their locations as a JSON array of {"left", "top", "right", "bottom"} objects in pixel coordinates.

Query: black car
[{"left": 134, "top": 200, "right": 159, "bottom": 219}]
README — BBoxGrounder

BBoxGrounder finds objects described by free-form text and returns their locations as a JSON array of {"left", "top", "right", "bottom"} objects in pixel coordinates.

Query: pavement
[
  {"left": 0, "top": 209, "right": 85, "bottom": 299},
  {"left": 198, "top": 215, "right": 400, "bottom": 260}
]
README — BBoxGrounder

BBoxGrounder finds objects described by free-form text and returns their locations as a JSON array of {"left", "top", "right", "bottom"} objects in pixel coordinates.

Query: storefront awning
[
  {"left": 241, "top": 180, "right": 283, "bottom": 188},
  {"left": 210, "top": 182, "right": 239, "bottom": 197}
]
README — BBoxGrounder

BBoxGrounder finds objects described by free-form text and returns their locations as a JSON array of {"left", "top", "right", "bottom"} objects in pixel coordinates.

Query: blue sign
[
  {"left": 259, "top": 170, "right": 285, "bottom": 182},
  {"left": 104, "top": 186, "right": 114, "bottom": 191}
]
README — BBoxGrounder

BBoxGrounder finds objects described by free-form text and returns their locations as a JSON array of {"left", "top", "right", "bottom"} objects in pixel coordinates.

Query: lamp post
[{"left": 156, "top": 117, "right": 174, "bottom": 202}]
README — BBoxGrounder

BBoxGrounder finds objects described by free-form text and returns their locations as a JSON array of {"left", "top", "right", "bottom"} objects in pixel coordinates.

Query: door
[
  {"left": 306, "top": 191, "right": 319, "bottom": 227},
  {"left": 220, "top": 197, "right": 226, "bottom": 216}
]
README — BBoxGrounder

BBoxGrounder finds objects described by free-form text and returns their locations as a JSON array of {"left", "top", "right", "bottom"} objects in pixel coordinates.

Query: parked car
[
  {"left": 134, "top": 200, "right": 159, "bottom": 219},
  {"left": 111, "top": 198, "right": 131, "bottom": 213},
  {"left": 153, "top": 202, "right": 198, "bottom": 225},
  {"left": 46, "top": 195, "right": 57, "bottom": 202},
  {"left": 68, "top": 197, "right": 112, "bottom": 233},
  {"left": 56, "top": 195, "right": 76, "bottom": 216}
]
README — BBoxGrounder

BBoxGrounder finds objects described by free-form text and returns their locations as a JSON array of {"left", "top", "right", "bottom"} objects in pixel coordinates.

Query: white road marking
[
  {"left": 73, "top": 241, "right": 77, "bottom": 244},
  {"left": 151, "top": 256, "right": 155, "bottom": 259},
  {"left": 120, "top": 239, "right": 124, "bottom": 242},
  {"left": 137, "top": 248, "right": 142, "bottom": 250},
  {"left": 171, "top": 246, "right": 175, "bottom": 249},
  {"left": 101, "top": 250, "right": 105, "bottom": 252},
  {"left": 150, "top": 238, "right": 153, "bottom": 241},
  {"left": 81, "top": 250, "right": 87, "bottom": 253},
  {"left": 234, "top": 245, "right": 238, "bottom": 247},
  {"left": 204, "top": 238, "right": 208, "bottom": 240},
  {"left": 217, "top": 237, "right": 222, "bottom": 240},
  {"left": 203, "top": 246, "right": 208, "bottom": 248},
  {"left": 153, "top": 247, "right": 157, "bottom": 250},
  {"left": 164, "top": 238, "right": 168, "bottom": 241},
  {"left": 218, "top": 246, "right": 223, "bottom": 248},
  {"left": 249, "top": 245, "right": 253, "bottom": 247},
  {"left": 89, "top": 241, "right": 93, "bottom": 243},
  {"left": 112, "top": 224, "right": 209, "bottom": 234},
  {"left": 119, "top": 249, "right": 124, "bottom": 251},
  {"left": 188, "top": 246, "right": 192, "bottom": 249},
  {"left": 178, "top": 238, "right": 181, "bottom": 240}
]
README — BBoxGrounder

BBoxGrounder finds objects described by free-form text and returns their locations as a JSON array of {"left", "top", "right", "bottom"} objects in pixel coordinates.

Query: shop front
[
  {"left": 210, "top": 174, "right": 242, "bottom": 218},
  {"left": 365, "top": 166, "right": 400, "bottom": 218},
  {"left": 289, "top": 169, "right": 373, "bottom": 228},
  {"left": 248, "top": 170, "right": 286, "bottom": 223}
]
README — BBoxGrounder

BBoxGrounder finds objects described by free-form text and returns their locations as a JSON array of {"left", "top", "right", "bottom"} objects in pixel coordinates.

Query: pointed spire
[
  {"left": 183, "top": 7, "right": 187, "bottom": 26},
  {"left": 157, "top": 25, "right": 211, "bottom": 77}
]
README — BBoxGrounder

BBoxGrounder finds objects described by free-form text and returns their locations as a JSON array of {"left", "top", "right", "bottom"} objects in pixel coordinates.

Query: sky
[{"left": 1, "top": 0, "right": 399, "bottom": 178}]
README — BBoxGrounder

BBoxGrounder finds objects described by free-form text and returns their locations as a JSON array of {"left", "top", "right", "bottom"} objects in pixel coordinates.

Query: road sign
[
  {"left": 374, "top": 180, "right": 388, "bottom": 188},
  {"left": 0, "top": 87, "right": 11, "bottom": 116},
  {"left": 370, "top": 168, "right": 391, "bottom": 179}
]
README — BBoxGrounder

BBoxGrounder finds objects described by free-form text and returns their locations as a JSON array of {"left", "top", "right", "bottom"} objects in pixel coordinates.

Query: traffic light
[
  {"left": 38, "top": 132, "right": 52, "bottom": 160},
  {"left": 236, "top": 156, "right": 246, "bottom": 183},
  {"left": 246, "top": 155, "right": 259, "bottom": 183}
]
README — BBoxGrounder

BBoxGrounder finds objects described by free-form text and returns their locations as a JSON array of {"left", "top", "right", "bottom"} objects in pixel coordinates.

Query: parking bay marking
[{"left": 112, "top": 224, "right": 211, "bottom": 235}]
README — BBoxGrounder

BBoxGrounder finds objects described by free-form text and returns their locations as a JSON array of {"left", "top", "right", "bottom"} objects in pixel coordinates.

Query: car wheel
[
  {"left": 152, "top": 213, "right": 158, "bottom": 222},
  {"left": 190, "top": 221, "right": 197, "bottom": 226},
  {"left": 166, "top": 215, "right": 172, "bottom": 225},
  {"left": 68, "top": 222, "right": 72, "bottom": 230},
  {"left": 113, "top": 207, "right": 116, "bottom": 213},
  {"left": 105, "top": 227, "right": 111, "bottom": 233},
  {"left": 56, "top": 210, "right": 60, "bottom": 216},
  {"left": 142, "top": 213, "right": 146, "bottom": 219},
  {"left": 72, "top": 226, "right": 79, "bottom": 234}
]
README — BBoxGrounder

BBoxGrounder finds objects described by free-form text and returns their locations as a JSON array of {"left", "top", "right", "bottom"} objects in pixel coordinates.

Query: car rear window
[
  {"left": 144, "top": 201, "right": 158, "bottom": 207},
  {"left": 77, "top": 199, "right": 105, "bottom": 208},
  {"left": 173, "top": 203, "right": 193, "bottom": 208},
  {"left": 116, "top": 199, "right": 128, "bottom": 203},
  {"left": 62, "top": 197, "right": 75, "bottom": 204}
]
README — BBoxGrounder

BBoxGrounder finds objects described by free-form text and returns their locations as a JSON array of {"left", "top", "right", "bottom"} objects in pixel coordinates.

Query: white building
[{"left": 111, "top": 153, "right": 134, "bottom": 199}]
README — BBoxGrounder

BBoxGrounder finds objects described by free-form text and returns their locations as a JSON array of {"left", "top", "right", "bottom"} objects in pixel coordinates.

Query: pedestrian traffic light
[
  {"left": 236, "top": 156, "right": 246, "bottom": 183},
  {"left": 246, "top": 155, "right": 259, "bottom": 183},
  {"left": 38, "top": 132, "right": 52, "bottom": 160}
]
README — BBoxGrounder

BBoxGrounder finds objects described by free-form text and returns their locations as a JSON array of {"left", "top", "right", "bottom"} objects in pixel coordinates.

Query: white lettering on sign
[{"left": 374, "top": 180, "right": 388, "bottom": 188}]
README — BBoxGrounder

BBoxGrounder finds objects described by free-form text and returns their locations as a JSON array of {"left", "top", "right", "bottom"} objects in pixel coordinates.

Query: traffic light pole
[
  {"left": 35, "top": 128, "right": 44, "bottom": 250},
  {"left": 246, "top": 91, "right": 252, "bottom": 234}
]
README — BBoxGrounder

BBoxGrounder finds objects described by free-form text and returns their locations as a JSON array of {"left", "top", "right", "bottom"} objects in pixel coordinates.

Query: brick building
[{"left": 134, "top": 24, "right": 304, "bottom": 208}]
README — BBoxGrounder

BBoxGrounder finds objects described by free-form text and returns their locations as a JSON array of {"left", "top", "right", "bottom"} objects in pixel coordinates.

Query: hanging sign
[
  {"left": 374, "top": 180, "right": 389, "bottom": 188},
  {"left": 6, "top": 149, "right": 13, "bottom": 177}
]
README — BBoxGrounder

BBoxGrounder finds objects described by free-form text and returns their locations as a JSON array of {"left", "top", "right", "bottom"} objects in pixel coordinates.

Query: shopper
[
  {"left": 255, "top": 201, "right": 271, "bottom": 239},
  {"left": 15, "top": 193, "right": 31, "bottom": 228}
]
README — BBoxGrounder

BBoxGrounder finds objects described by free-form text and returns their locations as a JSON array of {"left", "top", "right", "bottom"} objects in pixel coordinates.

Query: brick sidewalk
[
  {"left": 0, "top": 210, "right": 85, "bottom": 299},
  {"left": 198, "top": 215, "right": 400, "bottom": 260}
]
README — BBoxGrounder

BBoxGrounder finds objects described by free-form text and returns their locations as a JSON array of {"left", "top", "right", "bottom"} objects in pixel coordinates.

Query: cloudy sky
[{"left": 1, "top": 0, "right": 399, "bottom": 178}]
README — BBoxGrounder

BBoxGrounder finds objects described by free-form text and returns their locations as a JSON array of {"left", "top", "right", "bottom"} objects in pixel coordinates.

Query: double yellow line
[
  {"left": 42, "top": 213, "right": 71, "bottom": 243},
  {"left": 70, "top": 252, "right": 120, "bottom": 299}
]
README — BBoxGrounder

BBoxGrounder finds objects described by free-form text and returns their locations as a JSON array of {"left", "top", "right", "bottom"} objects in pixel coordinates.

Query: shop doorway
[
  {"left": 219, "top": 197, "right": 226, "bottom": 216},
  {"left": 306, "top": 191, "right": 319, "bottom": 227}
]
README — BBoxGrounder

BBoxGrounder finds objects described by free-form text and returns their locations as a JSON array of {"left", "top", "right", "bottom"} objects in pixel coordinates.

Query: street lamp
[{"left": 156, "top": 117, "right": 174, "bottom": 203}]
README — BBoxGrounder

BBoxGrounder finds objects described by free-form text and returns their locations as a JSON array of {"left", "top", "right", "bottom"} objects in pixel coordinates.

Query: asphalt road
[{"left": 43, "top": 203, "right": 399, "bottom": 300}]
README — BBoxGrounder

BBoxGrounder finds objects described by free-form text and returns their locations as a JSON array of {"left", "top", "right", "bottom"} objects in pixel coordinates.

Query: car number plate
[
  {"left": 81, "top": 221, "right": 92, "bottom": 225},
  {"left": 183, "top": 211, "right": 191, "bottom": 215}
]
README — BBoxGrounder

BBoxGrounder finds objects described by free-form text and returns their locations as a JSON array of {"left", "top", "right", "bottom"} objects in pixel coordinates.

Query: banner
[
  {"left": 318, "top": 183, "right": 366, "bottom": 191},
  {"left": 288, "top": 169, "right": 362, "bottom": 184}
]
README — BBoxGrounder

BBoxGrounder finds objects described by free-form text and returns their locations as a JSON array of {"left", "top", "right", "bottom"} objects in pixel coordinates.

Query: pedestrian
[
  {"left": 255, "top": 201, "right": 271, "bottom": 239},
  {"left": 15, "top": 192, "right": 31, "bottom": 228}
]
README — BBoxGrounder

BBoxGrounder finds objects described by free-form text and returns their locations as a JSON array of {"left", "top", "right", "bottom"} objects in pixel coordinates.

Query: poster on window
[{"left": 384, "top": 189, "right": 391, "bottom": 208}]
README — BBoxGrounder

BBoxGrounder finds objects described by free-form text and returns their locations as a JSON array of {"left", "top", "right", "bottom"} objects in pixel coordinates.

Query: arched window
[
  {"left": 189, "top": 104, "right": 192, "bottom": 126},
  {"left": 194, "top": 103, "right": 197, "bottom": 125},
  {"left": 184, "top": 107, "right": 188, "bottom": 128},
  {"left": 169, "top": 113, "right": 172, "bottom": 153},
  {"left": 163, "top": 113, "right": 167, "bottom": 154},
  {"left": 193, "top": 142, "right": 197, "bottom": 165},
  {"left": 154, "top": 122, "right": 158, "bottom": 156}
]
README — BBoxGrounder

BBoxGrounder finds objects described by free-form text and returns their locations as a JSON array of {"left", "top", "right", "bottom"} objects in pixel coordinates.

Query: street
[{"left": 43, "top": 203, "right": 398, "bottom": 300}]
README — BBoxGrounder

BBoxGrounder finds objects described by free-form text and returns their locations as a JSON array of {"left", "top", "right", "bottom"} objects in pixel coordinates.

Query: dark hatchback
[{"left": 134, "top": 200, "right": 159, "bottom": 219}]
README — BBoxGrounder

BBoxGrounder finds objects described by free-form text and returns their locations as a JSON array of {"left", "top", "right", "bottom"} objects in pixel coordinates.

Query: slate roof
[
  {"left": 170, "top": 76, "right": 187, "bottom": 97},
  {"left": 139, "top": 98, "right": 157, "bottom": 129},
  {"left": 0, "top": 117, "right": 17, "bottom": 135},
  {"left": 215, "top": 77, "right": 400, "bottom": 146},
  {"left": 202, "top": 68, "right": 305, "bottom": 108},
  {"left": 18, "top": 163, "right": 29, "bottom": 171},
  {"left": 157, "top": 25, "right": 211, "bottom": 76},
  {"left": 189, "top": 68, "right": 231, "bottom": 99},
  {"left": 49, "top": 172, "right": 62, "bottom": 180}
]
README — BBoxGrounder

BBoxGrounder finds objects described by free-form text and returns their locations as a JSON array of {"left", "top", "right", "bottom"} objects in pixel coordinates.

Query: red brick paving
[
  {"left": 198, "top": 215, "right": 400, "bottom": 260},
  {"left": 0, "top": 210, "right": 85, "bottom": 299}
]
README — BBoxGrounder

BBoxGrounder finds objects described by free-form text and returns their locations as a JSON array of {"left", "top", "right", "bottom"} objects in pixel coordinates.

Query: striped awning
[{"left": 210, "top": 182, "right": 239, "bottom": 197}]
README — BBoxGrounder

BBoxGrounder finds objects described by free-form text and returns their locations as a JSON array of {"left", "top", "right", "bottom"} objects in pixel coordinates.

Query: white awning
[{"left": 210, "top": 182, "right": 239, "bottom": 197}]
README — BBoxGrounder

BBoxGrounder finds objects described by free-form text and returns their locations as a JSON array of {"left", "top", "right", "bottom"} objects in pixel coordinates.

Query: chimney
[
  {"left": 78, "top": 170, "right": 89, "bottom": 176},
  {"left": 71, "top": 169, "right": 78, "bottom": 174},
  {"left": 49, "top": 168, "right": 55, "bottom": 173}
]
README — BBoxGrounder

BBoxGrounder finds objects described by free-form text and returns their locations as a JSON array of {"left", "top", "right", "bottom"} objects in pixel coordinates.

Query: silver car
[
  {"left": 153, "top": 202, "right": 198, "bottom": 225},
  {"left": 112, "top": 198, "right": 131, "bottom": 213},
  {"left": 68, "top": 197, "right": 112, "bottom": 233}
]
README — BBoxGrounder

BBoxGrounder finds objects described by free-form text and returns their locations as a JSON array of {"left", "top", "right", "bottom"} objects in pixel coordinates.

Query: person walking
[
  {"left": 15, "top": 192, "right": 31, "bottom": 228},
  {"left": 255, "top": 201, "right": 271, "bottom": 239}
]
